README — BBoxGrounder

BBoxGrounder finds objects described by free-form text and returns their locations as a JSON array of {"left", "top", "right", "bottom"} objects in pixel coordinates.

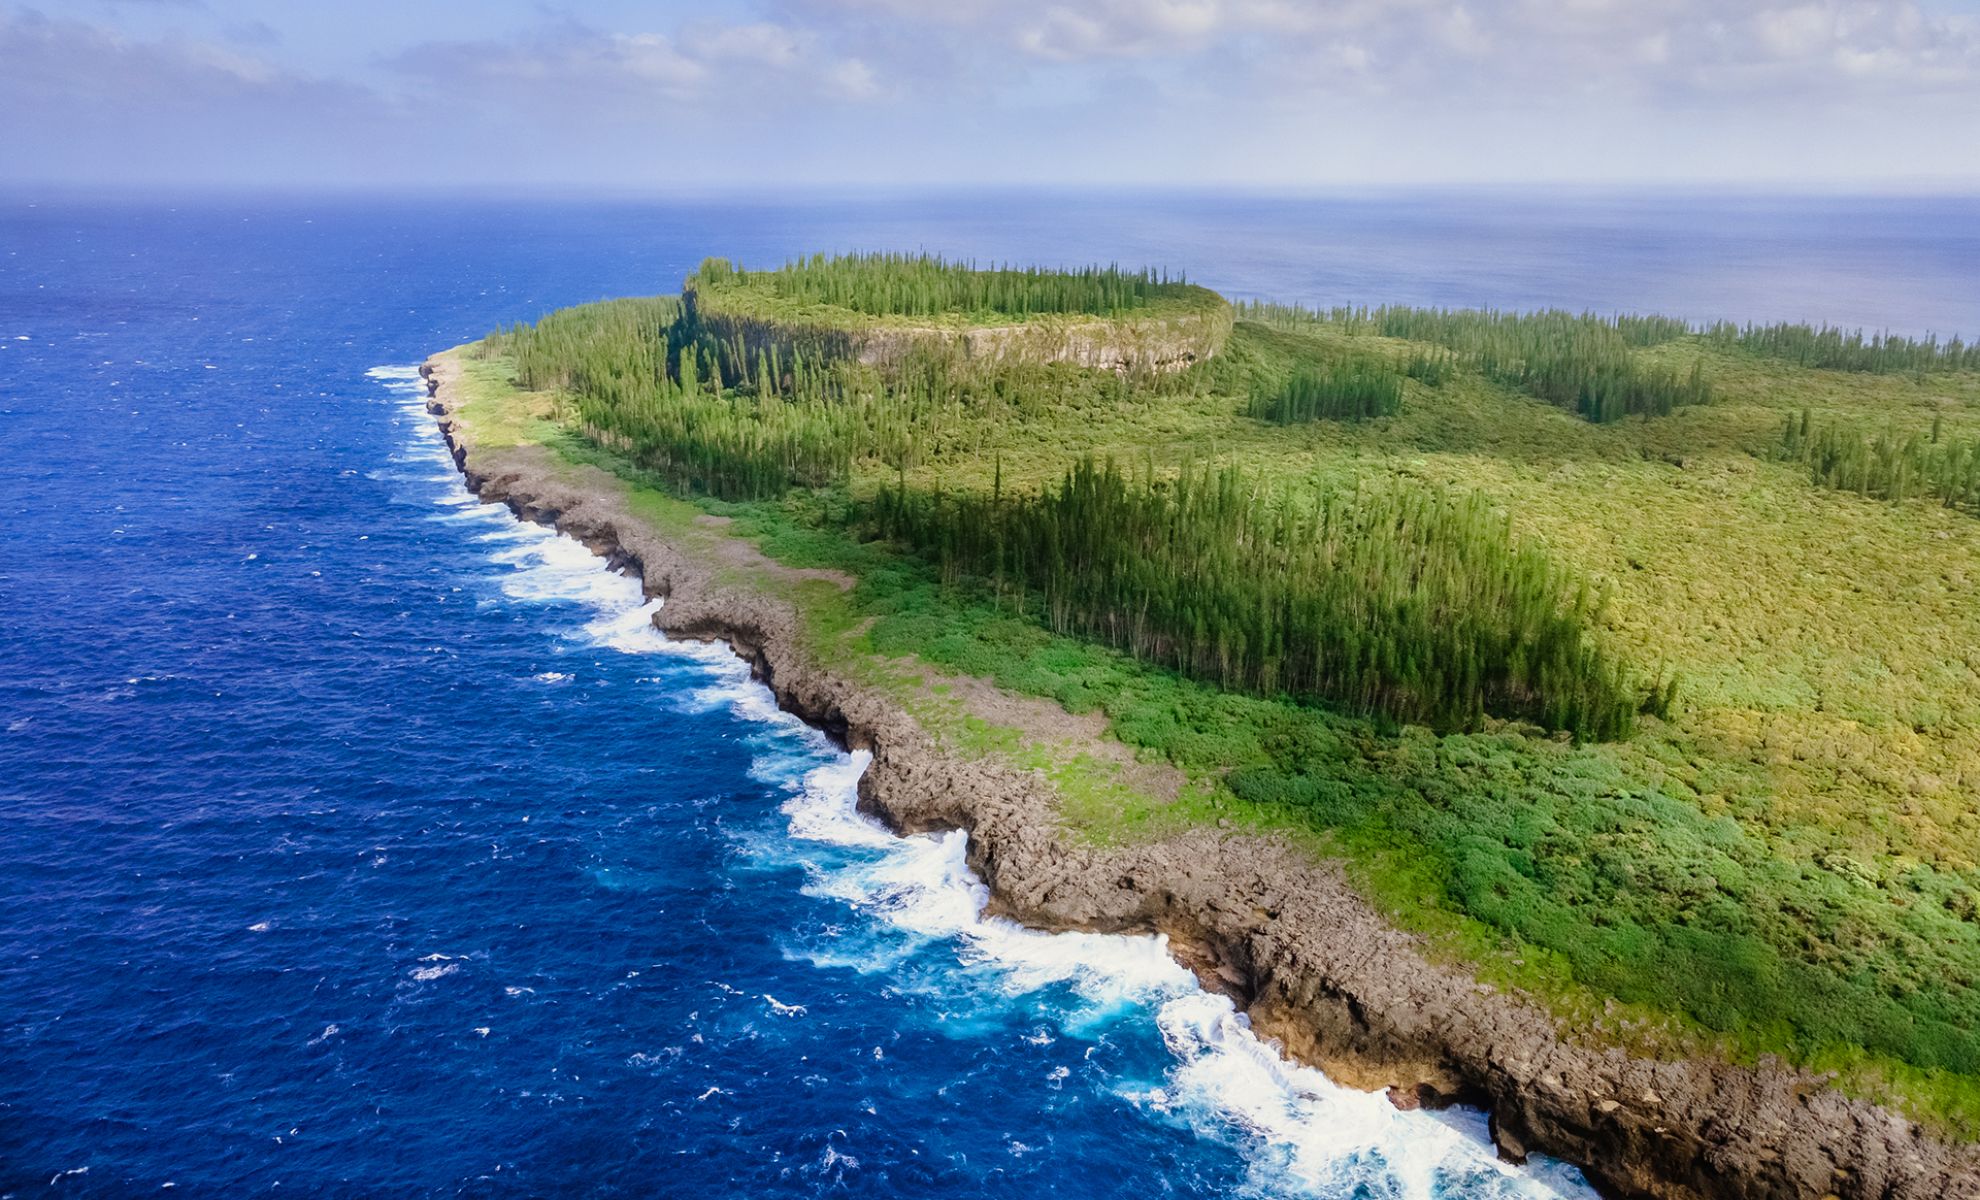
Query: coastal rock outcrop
[{"left": 424, "top": 354, "right": 1980, "bottom": 1200}]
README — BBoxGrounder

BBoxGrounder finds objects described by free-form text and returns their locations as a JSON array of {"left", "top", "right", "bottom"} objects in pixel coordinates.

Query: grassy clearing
[{"left": 448, "top": 261, "right": 1980, "bottom": 1134}]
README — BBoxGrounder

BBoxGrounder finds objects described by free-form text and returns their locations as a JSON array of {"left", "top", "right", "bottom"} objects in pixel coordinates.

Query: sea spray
[{"left": 770, "top": 753, "right": 1593, "bottom": 1200}]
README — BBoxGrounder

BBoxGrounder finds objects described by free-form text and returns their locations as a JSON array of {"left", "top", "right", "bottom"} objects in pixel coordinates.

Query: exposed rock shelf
[{"left": 685, "top": 282, "right": 1234, "bottom": 374}]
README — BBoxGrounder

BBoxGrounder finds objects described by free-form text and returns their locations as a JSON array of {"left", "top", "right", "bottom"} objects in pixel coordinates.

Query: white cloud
[
  {"left": 1435, "top": 6, "right": 1492, "bottom": 57},
  {"left": 0, "top": 10, "right": 358, "bottom": 108},
  {"left": 0, "top": 9, "right": 400, "bottom": 186},
  {"left": 608, "top": 34, "right": 706, "bottom": 90},
  {"left": 805, "top": 0, "right": 1980, "bottom": 96},
  {"left": 1753, "top": 5, "right": 1834, "bottom": 58},
  {"left": 5, "top": 1, "right": 1978, "bottom": 188},
  {"left": 405, "top": 27, "right": 707, "bottom": 98},
  {"left": 398, "top": 18, "right": 882, "bottom": 108},
  {"left": 1329, "top": 40, "right": 1374, "bottom": 73},
  {"left": 827, "top": 57, "right": 881, "bottom": 98},
  {"left": 688, "top": 21, "right": 802, "bottom": 66}
]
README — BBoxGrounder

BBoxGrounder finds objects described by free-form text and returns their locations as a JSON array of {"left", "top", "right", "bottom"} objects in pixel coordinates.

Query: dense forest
[
  {"left": 486, "top": 297, "right": 858, "bottom": 498},
  {"left": 1249, "top": 356, "right": 1406, "bottom": 423},
  {"left": 1359, "top": 306, "right": 1709, "bottom": 422},
  {"left": 492, "top": 294, "right": 678, "bottom": 399},
  {"left": 870, "top": 459, "right": 1650, "bottom": 739},
  {"left": 692, "top": 252, "right": 1201, "bottom": 320},
  {"left": 1710, "top": 321, "right": 1980, "bottom": 373},
  {"left": 1237, "top": 302, "right": 1710, "bottom": 422},
  {"left": 1242, "top": 298, "right": 1980, "bottom": 376},
  {"left": 487, "top": 289, "right": 1157, "bottom": 498}
]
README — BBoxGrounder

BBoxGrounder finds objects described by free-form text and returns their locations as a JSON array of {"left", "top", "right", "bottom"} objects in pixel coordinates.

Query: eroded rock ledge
[
  {"left": 422, "top": 354, "right": 1980, "bottom": 1200},
  {"left": 685, "top": 282, "right": 1235, "bottom": 375}
]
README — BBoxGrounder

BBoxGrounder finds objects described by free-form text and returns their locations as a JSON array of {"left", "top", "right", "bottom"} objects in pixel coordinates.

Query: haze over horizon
[{"left": 7, "top": 0, "right": 1980, "bottom": 193}]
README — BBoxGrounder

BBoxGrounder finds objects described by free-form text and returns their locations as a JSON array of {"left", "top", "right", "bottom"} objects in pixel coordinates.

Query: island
[{"left": 425, "top": 253, "right": 1980, "bottom": 1199}]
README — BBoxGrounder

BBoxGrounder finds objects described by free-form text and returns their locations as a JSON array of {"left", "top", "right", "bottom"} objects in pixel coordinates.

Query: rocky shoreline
[{"left": 423, "top": 352, "right": 1980, "bottom": 1200}]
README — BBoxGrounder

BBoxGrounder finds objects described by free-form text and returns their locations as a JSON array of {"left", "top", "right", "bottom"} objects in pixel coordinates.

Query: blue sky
[{"left": 7, "top": 0, "right": 1980, "bottom": 189}]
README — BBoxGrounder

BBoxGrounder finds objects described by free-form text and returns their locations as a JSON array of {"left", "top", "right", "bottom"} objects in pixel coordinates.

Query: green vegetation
[
  {"left": 464, "top": 254, "right": 1980, "bottom": 1134},
  {"left": 1778, "top": 410, "right": 1980, "bottom": 513},
  {"left": 1345, "top": 305, "right": 1711, "bottom": 423},
  {"left": 872, "top": 459, "right": 1644, "bottom": 738},
  {"left": 487, "top": 295, "right": 858, "bottom": 498},
  {"left": 1711, "top": 321, "right": 1980, "bottom": 374},
  {"left": 696, "top": 252, "right": 1198, "bottom": 320},
  {"left": 491, "top": 294, "right": 678, "bottom": 398},
  {"left": 1251, "top": 356, "right": 1406, "bottom": 423}
]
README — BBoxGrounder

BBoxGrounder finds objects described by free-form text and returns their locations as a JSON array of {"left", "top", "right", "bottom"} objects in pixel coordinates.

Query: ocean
[{"left": 2, "top": 191, "right": 1975, "bottom": 1197}]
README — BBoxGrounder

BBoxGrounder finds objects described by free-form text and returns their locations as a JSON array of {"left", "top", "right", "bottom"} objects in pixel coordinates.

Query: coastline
[{"left": 421, "top": 349, "right": 1980, "bottom": 1200}]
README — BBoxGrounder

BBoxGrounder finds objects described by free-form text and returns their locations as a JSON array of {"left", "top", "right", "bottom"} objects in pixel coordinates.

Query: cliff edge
[{"left": 423, "top": 349, "right": 1980, "bottom": 1200}]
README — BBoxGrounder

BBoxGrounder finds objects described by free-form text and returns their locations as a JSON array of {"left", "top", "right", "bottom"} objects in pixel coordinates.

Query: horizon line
[{"left": 6, "top": 178, "right": 1980, "bottom": 203}]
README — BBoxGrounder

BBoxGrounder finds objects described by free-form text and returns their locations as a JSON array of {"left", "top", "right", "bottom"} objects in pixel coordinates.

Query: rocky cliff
[
  {"left": 423, "top": 351, "right": 1980, "bottom": 1200},
  {"left": 687, "top": 285, "right": 1234, "bottom": 375}
]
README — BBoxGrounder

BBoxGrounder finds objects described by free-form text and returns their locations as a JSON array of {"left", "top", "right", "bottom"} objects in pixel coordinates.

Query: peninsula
[{"left": 427, "top": 253, "right": 1980, "bottom": 1199}]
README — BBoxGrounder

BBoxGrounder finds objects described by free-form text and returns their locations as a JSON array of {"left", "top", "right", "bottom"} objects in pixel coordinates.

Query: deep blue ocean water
[{"left": 2, "top": 192, "right": 1976, "bottom": 1198}]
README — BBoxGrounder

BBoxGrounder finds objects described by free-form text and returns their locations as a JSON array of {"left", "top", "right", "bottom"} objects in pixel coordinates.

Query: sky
[{"left": 5, "top": 0, "right": 1979, "bottom": 191}]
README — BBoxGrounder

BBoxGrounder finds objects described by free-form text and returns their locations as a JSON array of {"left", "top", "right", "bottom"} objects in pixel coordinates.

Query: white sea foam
[
  {"left": 777, "top": 753, "right": 1592, "bottom": 1199},
  {"left": 781, "top": 756, "right": 1193, "bottom": 1010},
  {"left": 378, "top": 363, "right": 1601, "bottom": 1200},
  {"left": 1149, "top": 990, "right": 1601, "bottom": 1198}
]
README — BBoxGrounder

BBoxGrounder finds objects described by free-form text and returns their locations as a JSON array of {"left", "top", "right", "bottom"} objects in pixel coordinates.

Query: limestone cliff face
[
  {"left": 848, "top": 307, "right": 1234, "bottom": 373},
  {"left": 424, "top": 352, "right": 1980, "bottom": 1200},
  {"left": 687, "top": 287, "right": 1234, "bottom": 375}
]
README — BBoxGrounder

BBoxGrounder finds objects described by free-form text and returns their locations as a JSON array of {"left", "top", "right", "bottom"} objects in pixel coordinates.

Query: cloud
[
  {"left": 797, "top": 0, "right": 1980, "bottom": 98},
  {"left": 2, "top": 1, "right": 1977, "bottom": 188},
  {"left": 687, "top": 20, "right": 802, "bottom": 67},
  {"left": 1016, "top": 0, "right": 1226, "bottom": 60},
  {"left": 223, "top": 20, "right": 281, "bottom": 49},
  {"left": 826, "top": 57, "right": 880, "bottom": 99},
  {"left": 1753, "top": 4, "right": 1834, "bottom": 58},
  {"left": 1433, "top": 6, "right": 1491, "bottom": 58},
  {"left": 0, "top": 9, "right": 359, "bottom": 110},
  {"left": 0, "top": 8, "right": 401, "bottom": 185},
  {"left": 1722, "top": 2, "right": 1980, "bottom": 87},
  {"left": 396, "top": 16, "right": 882, "bottom": 112},
  {"left": 403, "top": 25, "right": 705, "bottom": 99}
]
